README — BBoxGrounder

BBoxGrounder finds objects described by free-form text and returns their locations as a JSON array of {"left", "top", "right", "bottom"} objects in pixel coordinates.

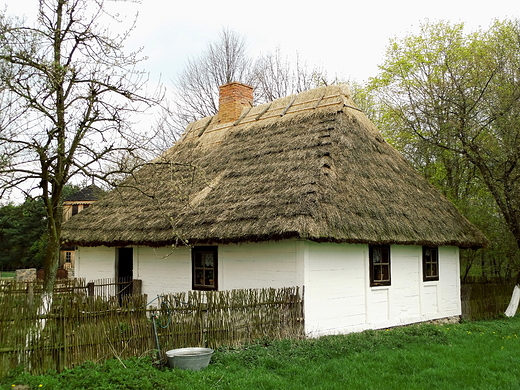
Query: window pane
[
  {"left": 192, "top": 246, "right": 218, "bottom": 290},
  {"left": 431, "top": 262, "right": 438, "bottom": 277},
  {"left": 194, "top": 253, "right": 203, "bottom": 267},
  {"left": 203, "top": 253, "right": 213, "bottom": 267},
  {"left": 381, "top": 247, "right": 389, "bottom": 264},
  {"left": 205, "top": 270, "right": 214, "bottom": 286},
  {"left": 374, "top": 265, "right": 382, "bottom": 281},
  {"left": 426, "top": 263, "right": 432, "bottom": 277},
  {"left": 373, "top": 248, "right": 382, "bottom": 264},
  {"left": 382, "top": 264, "right": 389, "bottom": 281},
  {"left": 370, "top": 245, "right": 391, "bottom": 286}
]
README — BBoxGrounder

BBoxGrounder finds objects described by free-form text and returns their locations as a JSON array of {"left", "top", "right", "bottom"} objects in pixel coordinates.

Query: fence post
[
  {"left": 200, "top": 301, "right": 208, "bottom": 348},
  {"left": 57, "top": 312, "right": 66, "bottom": 373},
  {"left": 27, "top": 282, "right": 34, "bottom": 307},
  {"left": 87, "top": 282, "right": 94, "bottom": 297},
  {"left": 133, "top": 279, "right": 142, "bottom": 295}
]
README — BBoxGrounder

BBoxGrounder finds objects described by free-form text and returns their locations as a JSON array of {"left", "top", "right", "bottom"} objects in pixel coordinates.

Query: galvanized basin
[{"left": 165, "top": 347, "right": 214, "bottom": 370}]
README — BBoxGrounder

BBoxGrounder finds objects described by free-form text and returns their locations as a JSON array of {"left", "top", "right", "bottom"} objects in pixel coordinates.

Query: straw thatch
[
  {"left": 62, "top": 85, "right": 487, "bottom": 248},
  {"left": 64, "top": 184, "right": 105, "bottom": 202}
]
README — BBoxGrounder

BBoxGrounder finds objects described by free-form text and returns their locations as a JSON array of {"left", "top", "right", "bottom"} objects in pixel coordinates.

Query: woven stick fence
[
  {"left": 0, "top": 281, "right": 303, "bottom": 376},
  {"left": 155, "top": 287, "right": 304, "bottom": 350},
  {"left": 461, "top": 282, "right": 516, "bottom": 321}
]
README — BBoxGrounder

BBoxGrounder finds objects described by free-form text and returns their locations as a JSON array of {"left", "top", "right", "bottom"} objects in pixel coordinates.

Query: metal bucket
[{"left": 165, "top": 347, "right": 214, "bottom": 370}]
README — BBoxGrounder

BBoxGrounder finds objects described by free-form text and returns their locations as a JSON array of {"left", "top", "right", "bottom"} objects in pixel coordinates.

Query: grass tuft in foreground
[{"left": 2, "top": 316, "right": 520, "bottom": 389}]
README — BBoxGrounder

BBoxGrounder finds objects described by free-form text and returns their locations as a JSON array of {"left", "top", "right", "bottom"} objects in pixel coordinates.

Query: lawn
[
  {"left": 0, "top": 271, "right": 15, "bottom": 279},
  {"left": 2, "top": 316, "right": 520, "bottom": 390}
]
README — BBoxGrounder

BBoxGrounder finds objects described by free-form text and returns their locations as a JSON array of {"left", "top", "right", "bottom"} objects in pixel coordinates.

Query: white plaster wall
[
  {"left": 77, "top": 242, "right": 301, "bottom": 299},
  {"left": 436, "top": 246, "right": 461, "bottom": 316},
  {"left": 219, "top": 241, "right": 299, "bottom": 290},
  {"left": 136, "top": 242, "right": 300, "bottom": 296},
  {"left": 135, "top": 246, "right": 191, "bottom": 298},
  {"left": 76, "top": 246, "right": 116, "bottom": 282},
  {"left": 77, "top": 241, "right": 462, "bottom": 336},
  {"left": 76, "top": 245, "right": 190, "bottom": 299},
  {"left": 304, "top": 244, "right": 462, "bottom": 336},
  {"left": 303, "top": 242, "right": 366, "bottom": 336}
]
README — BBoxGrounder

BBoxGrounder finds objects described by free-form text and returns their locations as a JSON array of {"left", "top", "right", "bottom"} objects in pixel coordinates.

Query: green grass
[
  {"left": 3, "top": 316, "right": 520, "bottom": 389},
  {"left": 0, "top": 271, "right": 15, "bottom": 278}
]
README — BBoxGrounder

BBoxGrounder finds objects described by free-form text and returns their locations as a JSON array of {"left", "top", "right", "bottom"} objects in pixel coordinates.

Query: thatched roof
[
  {"left": 64, "top": 185, "right": 105, "bottom": 203},
  {"left": 62, "top": 85, "right": 488, "bottom": 249}
]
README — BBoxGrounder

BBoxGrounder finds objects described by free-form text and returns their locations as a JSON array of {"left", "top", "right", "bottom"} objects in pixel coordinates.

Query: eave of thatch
[{"left": 62, "top": 85, "right": 488, "bottom": 249}]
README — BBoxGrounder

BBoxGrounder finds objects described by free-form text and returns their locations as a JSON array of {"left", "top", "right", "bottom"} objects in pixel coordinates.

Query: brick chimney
[{"left": 218, "top": 82, "right": 253, "bottom": 123}]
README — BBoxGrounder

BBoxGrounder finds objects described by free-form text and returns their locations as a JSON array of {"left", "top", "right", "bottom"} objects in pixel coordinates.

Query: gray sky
[
  {"left": 126, "top": 0, "right": 520, "bottom": 84},
  {"left": 3, "top": 0, "right": 519, "bottom": 85}
]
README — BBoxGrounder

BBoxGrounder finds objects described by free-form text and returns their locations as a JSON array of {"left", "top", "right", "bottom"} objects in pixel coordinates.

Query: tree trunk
[
  {"left": 505, "top": 285, "right": 520, "bottom": 317},
  {"left": 25, "top": 194, "right": 62, "bottom": 368},
  {"left": 42, "top": 218, "right": 61, "bottom": 294}
]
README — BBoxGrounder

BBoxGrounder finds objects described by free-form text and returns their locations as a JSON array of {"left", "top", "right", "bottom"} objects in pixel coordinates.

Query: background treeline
[
  {"left": 0, "top": 185, "right": 81, "bottom": 271},
  {"left": 0, "top": 198, "right": 47, "bottom": 271}
]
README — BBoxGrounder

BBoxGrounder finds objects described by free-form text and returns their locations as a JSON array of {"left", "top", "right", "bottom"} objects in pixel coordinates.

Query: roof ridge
[{"left": 180, "top": 85, "right": 356, "bottom": 145}]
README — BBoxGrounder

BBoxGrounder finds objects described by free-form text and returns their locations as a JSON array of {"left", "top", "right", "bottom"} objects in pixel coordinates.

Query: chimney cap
[{"left": 219, "top": 81, "right": 254, "bottom": 89}]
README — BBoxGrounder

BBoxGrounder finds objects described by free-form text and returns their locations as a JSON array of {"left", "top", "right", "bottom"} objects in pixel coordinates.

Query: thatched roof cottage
[{"left": 63, "top": 82, "right": 487, "bottom": 335}]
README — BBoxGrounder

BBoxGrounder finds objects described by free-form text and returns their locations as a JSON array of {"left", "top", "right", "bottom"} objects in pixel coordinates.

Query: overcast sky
[{"left": 3, "top": 0, "right": 519, "bottom": 86}]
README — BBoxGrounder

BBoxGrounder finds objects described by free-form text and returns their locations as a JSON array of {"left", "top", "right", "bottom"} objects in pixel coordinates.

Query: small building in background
[{"left": 60, "top": 185, "right": 104, "bottom": 275}]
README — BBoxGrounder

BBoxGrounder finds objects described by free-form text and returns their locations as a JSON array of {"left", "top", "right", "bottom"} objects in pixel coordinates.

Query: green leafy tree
[
  {"left": 0, "top": 199, "right": 47, "bottom": 271},
  {"left": 0, "top": 183, "right": 85, "bottom": 271},
  {"left": 369, "top": 20, "right": 520, "bottom": 277}
]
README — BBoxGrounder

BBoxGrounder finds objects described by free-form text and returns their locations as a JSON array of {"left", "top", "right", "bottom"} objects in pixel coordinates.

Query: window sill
[{"left": 370, "top": 284, "right": 391, "bottom": 290}]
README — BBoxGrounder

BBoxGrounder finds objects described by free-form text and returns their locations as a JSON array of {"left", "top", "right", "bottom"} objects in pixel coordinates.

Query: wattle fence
[
  {"left": 0, "top": 277, "right": 516, "bottom": 376},
  {"left": 0, "top": 279, "right": 304, "bottom": 376},
  {"left": 460, "top": 281, "right": 517, "bottom": 321}
]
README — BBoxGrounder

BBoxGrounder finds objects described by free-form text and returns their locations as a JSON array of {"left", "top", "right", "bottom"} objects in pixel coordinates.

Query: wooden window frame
[
  {"left": 423, "top": 246, "right": 439, "bottom": 282},
  {"left": 192, "top": 246, "right": 218, "bottom": 291},
  {"left": 369, "top": 245, "right": 391, "bottom": 287}
]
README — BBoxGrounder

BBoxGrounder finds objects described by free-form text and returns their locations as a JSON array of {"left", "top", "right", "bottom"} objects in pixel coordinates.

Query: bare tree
[
  {"left": 253, "top": 49, "right": 330, "bottom": 102},
  {"left": 159, "top": 28, "right": 333, "bottom": 151},
  {"left": 171, "top": 28, "right": 253, "bottom": 129},
  {"left": 0, "top": 0, "right": 161, "bottom": 296}
]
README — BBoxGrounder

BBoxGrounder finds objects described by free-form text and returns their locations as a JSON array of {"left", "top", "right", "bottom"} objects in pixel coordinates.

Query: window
[
  {"left": 65, "top": 251, "right": 72, "bottom": 263},
  {"left": 369, "top": 245, "right": 391, "bottom": 286},
  {"left": 192, "top": 246, "right": 218, "bottom": 291},
  {"left": 72, "top": 204, "right": 79, "bottom": 216},
  {"left": 423, "top": 247, "right": 439, "bottom": 281}
]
